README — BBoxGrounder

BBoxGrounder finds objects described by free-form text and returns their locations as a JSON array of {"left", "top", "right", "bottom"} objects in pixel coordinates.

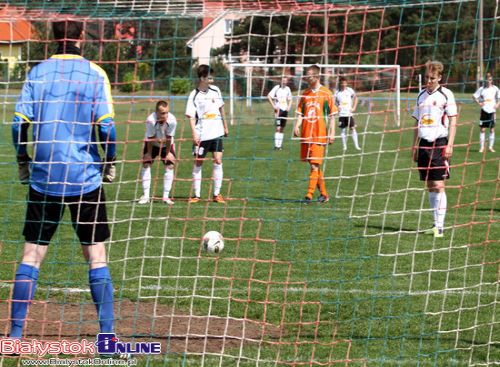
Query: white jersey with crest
[
  {"left": 334, "top": 87, "right": 356, "bottom": 117},
  {"left": 145, "top": 112, "right": 177, "bottom": 148},
  {"left": 186, "top": 85, "right": 225, "bottom": 142},
  {"left": 268, "top": 85, "right": 292, "bottom": 111},
  {"left": 412, "top": 86, "right": 457, "bottom": 142},
  {"left": 473, "top": 85, "right": 500, "bottom": 114}
]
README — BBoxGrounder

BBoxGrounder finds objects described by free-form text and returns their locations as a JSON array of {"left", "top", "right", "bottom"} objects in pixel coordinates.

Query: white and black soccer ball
[{"left": 202, "top": 231, "right": 224, "bottom": 253}]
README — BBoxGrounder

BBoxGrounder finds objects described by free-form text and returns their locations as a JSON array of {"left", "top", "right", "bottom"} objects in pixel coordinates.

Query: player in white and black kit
[
  {"left": 412, "top": 61, "right": 458, "bottom": 238},
  {"left": 139, "top": 100, "right": 177, "bottom": 205},
  {"left": 334, "top": 76, "right": 360, "bottom": 151},
  {"left": 267, "top": 77, "right": 292, "bottom": 150},
  {"left": 473, "top": 73, "right": 500, "bottom": 153},
  {"left": 186, "top": 64, "right": 228, "bottom": 203}
]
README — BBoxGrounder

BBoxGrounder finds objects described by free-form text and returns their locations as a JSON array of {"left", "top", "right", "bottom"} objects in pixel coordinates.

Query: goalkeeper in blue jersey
[{"left": 9, "top": 20, "right": 117, "bottom": 339}]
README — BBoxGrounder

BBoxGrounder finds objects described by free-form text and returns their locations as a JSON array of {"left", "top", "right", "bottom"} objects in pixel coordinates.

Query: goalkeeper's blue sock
[
  {"left": 89, "top": 266, "right": 115, "bottom": 333},
  {"left": 10, "top": 263, "right": 39, "bottom": 338}
]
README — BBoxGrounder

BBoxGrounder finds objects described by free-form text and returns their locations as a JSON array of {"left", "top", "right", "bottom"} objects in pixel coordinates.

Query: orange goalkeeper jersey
[{"left": 296, "top": 85, "right": 337, "bottom": 144}]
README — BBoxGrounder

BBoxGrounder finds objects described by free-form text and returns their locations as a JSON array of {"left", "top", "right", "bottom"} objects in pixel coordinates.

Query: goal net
[
  {"left": 0, "top": 1, "right": 498, "bottom": 366},
  {"left": 229, "top": 63, "right": 400, "bottom": 121}
]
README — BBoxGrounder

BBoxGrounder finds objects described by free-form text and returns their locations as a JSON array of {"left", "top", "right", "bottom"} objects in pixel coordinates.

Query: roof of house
[{"left": 0, "top": 6, "right": 34, "bottom": 43}]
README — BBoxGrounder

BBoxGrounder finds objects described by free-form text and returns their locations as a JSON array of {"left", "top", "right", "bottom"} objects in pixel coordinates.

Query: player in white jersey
[
  {"left": 186, "top": 64, "right": 228, "bottom": 203},
  {"left": 473, "top": 73, "right": 500, "bottom": 153},
  {"left": 334, "top": 76, "right": 360, "bottom": 151},
  {"left": 138, "top": 100, "right": 177, "bottom": 205},
  {"left": 412, "top": 61, "right": 458, "bottom": 238},
  {"left": 267, "top": 77, "right": 292, "bottom": 150}
]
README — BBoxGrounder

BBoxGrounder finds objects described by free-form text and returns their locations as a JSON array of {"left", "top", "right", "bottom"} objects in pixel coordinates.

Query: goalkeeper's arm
[
  {"left": 12, "top": 114, "right": 30, "bottom": 156},
  {"left": 12, "top": 114, "right": 31, "bottom": 184},
  {"left": 97, "top": 117, "right": 117, "bottom": 159},
  {"left": 97, "top": 117, "right": 117, "bottom": 182}
]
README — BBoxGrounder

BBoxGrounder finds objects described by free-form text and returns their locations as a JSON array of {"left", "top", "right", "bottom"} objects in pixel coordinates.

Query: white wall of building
[{"left": 188, "top": 14, "right": 238, "bottom": 65}]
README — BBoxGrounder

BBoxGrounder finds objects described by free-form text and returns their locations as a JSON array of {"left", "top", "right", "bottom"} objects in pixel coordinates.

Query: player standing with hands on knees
[
  {"left": 186, "top": 64, "right": 228, "bottom": 203},
  {"left": 472, "top": 72, "right": 500, "bottom": 153},
  {"left": 412, "top": 61, "right": 458, "bottom": 238},
  {"left": 138, "top": 100, "right": 177, "bottom": 205},
  {"left": 10, "top": 19, "right": 117, "bottom": 338},
  {"left": 267, "top": 77, "right": 292, "bottom": 150},
  {"left": 294, "top": 65, "right": 337, "bottom": 204}
]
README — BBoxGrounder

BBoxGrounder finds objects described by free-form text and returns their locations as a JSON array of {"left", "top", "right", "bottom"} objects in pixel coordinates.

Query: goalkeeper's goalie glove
[
  {"left": 102, "top": 156, "right": 116, "bottom": 183},
  {"left": 17, "top": 154, "right": 31, "bottom": 185}
]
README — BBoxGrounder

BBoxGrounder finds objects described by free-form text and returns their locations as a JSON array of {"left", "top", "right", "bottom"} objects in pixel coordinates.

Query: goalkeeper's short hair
[{"left": 53, "top": 20, "right": 84, "bottom": 42}]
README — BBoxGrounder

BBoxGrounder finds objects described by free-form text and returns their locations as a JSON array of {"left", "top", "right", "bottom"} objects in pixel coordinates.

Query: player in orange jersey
[{"left": 293, "top": 65, "right": 337, "bottom": 203}]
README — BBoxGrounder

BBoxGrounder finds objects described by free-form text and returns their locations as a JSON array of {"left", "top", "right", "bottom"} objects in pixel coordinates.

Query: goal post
[{"left": 229, "top": 62, "right": 401, "bottom": 127}]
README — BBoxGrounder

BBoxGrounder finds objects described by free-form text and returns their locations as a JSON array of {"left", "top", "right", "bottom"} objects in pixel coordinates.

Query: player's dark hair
[
  {"left": 53, "top": 20, "right": 84, "bottom": 42},
  {"left": 156, "top": 100, "right": 169, "bottom": 110},
  {"left": 198, "top": 64, "right": 211, "bottom": 79},
  {"left": 339, "top": 76, "right": 347, "bottom": 83}
]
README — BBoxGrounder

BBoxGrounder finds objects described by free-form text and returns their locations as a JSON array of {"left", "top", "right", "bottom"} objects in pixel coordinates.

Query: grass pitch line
[{"left": 1, "top": 283, "right": 495, "bottom": 297}]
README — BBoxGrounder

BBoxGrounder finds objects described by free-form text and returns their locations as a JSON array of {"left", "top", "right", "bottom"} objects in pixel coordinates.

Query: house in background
[
  {"left": 186, "top": 0, "right": 333, "bottom": 66},
  {"left": 186, "top": 1, "right": 242, "bottom": 65},
  {"left": 0, "top": 6, "right": 34, "bottom": 78}
]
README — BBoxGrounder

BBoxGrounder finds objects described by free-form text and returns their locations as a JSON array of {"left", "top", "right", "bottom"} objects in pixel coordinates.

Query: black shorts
[
  {"left": 479, "top": 110, "right": 495, "bottom": 128},
  {"left": 143, "top": 143, "right": 176, "bottom": 165},
  {"left": 417, "top": 137, "right": 450, "bottom": 181},
  {"left": 339, "top": 116, "right": 356, "bottom": 129},
  {"left": 193, "top": 138, "right": 224, "bottom": 158},
  {"left": 275, "top": 110, "right": 288, "bottom": 128},
  {"left": 23, "top": 186, "right": 110, "bottom": 246}
]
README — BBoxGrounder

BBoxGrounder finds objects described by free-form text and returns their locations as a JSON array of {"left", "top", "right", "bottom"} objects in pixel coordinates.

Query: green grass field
[{"left": 0, "top": 93, "right": 498, "bottom": 366}]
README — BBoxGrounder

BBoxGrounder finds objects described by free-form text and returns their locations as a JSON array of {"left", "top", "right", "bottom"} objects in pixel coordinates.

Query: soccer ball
[{"left": 202, "top": 231, "right": 224, "bottom": 253}]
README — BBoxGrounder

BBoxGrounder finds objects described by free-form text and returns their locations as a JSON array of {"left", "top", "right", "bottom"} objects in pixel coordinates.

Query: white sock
[
  {"left": 341, "top": 128, "right": 347, "bottom": 149},
  {"left": 274, "top": 132, "right": 279, "bottom": 148},
  {"left": 192, "top": 165, "right": 202, "bottom": 198},
  {"left": 479, "top": 132, "right": 485, "bottom": 149},
  {"left": 213, "top": 163, "right": 223, "bottom": 196},
  {"left": 163, "top": 166, "right": 174, "bottom": 199},
  {"left": 276, "top": 132, "right": 284, "bottom": 148},
  {"left": 489, "top": 132, "right": 495, "bottom": 149},
  {"left": 428, "top": 191, "right": 438, "bottom": 227},
  {"left": 435, "top": 191, "right": 447, "bottom": 230},
  {"left": 351, "top": 129, "right": 360, "bottom": 149},
  {"left": 141, "top": 166, "right": 151, "bottom": 197}
]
